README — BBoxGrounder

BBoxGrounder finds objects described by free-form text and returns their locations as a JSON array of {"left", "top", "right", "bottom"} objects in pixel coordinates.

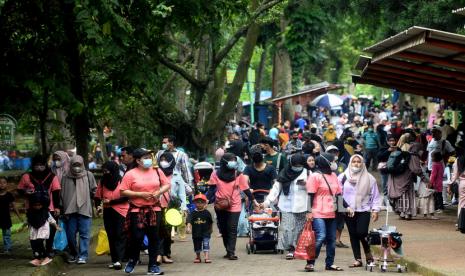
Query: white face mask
[
  {"left": 351, "top": 167, "right": 362, "bottom": 173},
  {"left": 72, "top": 166, "right": 82, "bottom": 174},
  {"left": 330, "top": 162, "right": 338, "bottom": 171},
  {"left": 159, "top": 161, "right": 171, "bottom": 169},
  {"left": 54, "top": 161, "right": 62, "bottom": 168}
]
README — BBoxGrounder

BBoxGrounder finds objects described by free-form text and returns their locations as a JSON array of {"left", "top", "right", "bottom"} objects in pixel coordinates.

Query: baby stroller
[
  {"left": 193, "top": 161, "right": 213, "bottom": 195},
  {"left": 366, "top": 208, "right": 407, "bottom": 273},
  {"left": 246, "top": 190, "right": 280, "bottom": 254}
]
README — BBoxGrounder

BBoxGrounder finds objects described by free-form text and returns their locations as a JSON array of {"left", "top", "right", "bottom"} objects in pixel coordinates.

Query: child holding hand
[{"left": 187, "top": 194, "right": 213, "bottom": 263}]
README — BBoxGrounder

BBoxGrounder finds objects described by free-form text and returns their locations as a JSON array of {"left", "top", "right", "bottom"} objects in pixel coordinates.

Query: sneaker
[
  {"left": 41, "top": 257, "right": 53, "bottom": 266},
  {"left": 108, "top": 263, "right": 115, "bottom": 269},
  {"left": 430, "top": 216, "right": 440, "bottom": 220},
  {"left": 77, "top": 258, "right": 87, "bottom": 264},
  {"left": 147, "top": 265, "right": 164, "bottom": 275},
  {"left": 67, "top": 255, "right": 77, "bottom": 263},
  {"left": 114, "top": 261, "right": 122, "bottom": 270},
  {"left": 435, "top": 209, "right": 443, "bottom": 214},
  {"left": 125, "top": 260, "right": 137, "bottom": 274}
]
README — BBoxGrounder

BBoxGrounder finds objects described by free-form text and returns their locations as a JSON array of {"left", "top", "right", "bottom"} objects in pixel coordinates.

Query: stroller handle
[
  {"left": 252, "top": 189, "right": 270, "bottom": 194},
  {"left": 248, "top": 217, "right": 280, "bottom": 222}
]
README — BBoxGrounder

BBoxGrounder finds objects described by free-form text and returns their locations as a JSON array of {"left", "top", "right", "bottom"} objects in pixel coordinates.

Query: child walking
[
  {"left": 27, "top": 192, "right": 61, "bottom": 266},
  {"left": 0, "top": 177, "right": 21, "bottom": 254},
  {"left": 187, "top": 194, "right": 213, "bottom": 263},
  {"left": 430, "top": 151, "right": 445, "bottom": 213}
]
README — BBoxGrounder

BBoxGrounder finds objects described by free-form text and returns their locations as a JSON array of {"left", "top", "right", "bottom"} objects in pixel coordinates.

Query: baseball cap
[
  {"left": 194, "top": 194, "right": 207, "bottom": 202},
  {"left": 132, "top": 148, "right": 154, "bottom": 159},
  {"left": 325, "top": 145, "right": 339, "bottom": 152}
]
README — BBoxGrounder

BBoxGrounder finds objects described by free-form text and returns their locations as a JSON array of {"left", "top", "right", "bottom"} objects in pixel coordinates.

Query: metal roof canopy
[
  {"left": 353, "top": 26, "right": 465, "bottom": 102},
  {"left": 452, "top": 7, "right": 465, "bottom": 16},
  {"left": 271, "top": 81, "right": 344, "bottom": 103}
]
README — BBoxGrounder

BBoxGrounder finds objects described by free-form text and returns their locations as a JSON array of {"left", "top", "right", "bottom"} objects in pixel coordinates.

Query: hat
[
  {"left": 325, "top": 145, "right": 339, "bottom": 153},
  {"left": 132, "top": 148, "right": 154, "bottom": 159},
  {"left": 311, "top": 123, "right": 318, "bottom": 129},
  {"left": 194, "top": 194, "right": 207, "bottom": 202}
]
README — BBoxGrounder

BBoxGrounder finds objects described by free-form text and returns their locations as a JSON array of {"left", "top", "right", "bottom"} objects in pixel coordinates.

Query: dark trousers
[
  {"left": 158, "top": 216, "right": 172, "bottom": 257},
  {"left": 103, "top": 208, "right": 127, "bottom": 263},
  {"left": 364, "top": 149, "right": 378, "bottom": 170},
  {"left": 31, "top": 239, "right": 46, "bottom": 259},
  {"left": 434, "top": 192, "right": 444, "bottom": 210},
  {"left": 345, "top": 212, "right": 371, "bottom": 260},
  {"left": 215, "top": 209, "right": 240, "bottom": 256},
  {"left": 128, "top": 212, "right": 161, "bottom": 267}
]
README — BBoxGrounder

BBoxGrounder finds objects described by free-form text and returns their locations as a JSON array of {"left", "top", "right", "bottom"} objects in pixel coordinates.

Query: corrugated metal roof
[
  {"left": 271, "top": 82, "right": 343, "bottom": 102},
  {"left": 452, "top": 7, "right": 465, "bottom": 16}
]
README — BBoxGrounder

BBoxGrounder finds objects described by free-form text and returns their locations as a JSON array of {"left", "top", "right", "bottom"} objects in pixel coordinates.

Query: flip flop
[
  {"left": 204, "top": 259, "right": 212, "bottom": 263},
  {"left": 326, "top": 265, "right": 344, "bottom": 271},
  {"left": 193, "top": 258, "right": 201, "bottom": 263},
  {"left": 349, "top": 260, "right": 363, "bottom": 268},
  {"left": 304, "top": 264, "right": 315, "bottom": 272},
  {"left": 285, "top": 252, "right": 294, "bottom": 260}
]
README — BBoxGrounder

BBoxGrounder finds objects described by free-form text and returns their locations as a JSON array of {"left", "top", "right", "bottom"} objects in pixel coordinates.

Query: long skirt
[
  {"left": 278, "top": 212, "right": 306, "bottom": 251},
  {"left": 395, "top": 188, "right": 417, "bottom": 217}
]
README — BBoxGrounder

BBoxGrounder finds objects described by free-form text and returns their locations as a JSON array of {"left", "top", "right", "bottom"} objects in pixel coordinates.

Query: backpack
[{"left": 386, "top": 150, "right": 411, "bottom": 175}]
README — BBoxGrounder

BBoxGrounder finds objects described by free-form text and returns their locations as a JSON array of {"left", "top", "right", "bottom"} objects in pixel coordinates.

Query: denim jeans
[
  {"left": 193, "top": 237, "right": 211, "bottom": 253},
  {"left": 309, "top": 218, "right": 337, "bottom": 267},
  {"left": 381, "top": 173, "right": 388, "bottom": 196},
  {"left": 2, "top": 228, "right": 12, "bottom": 252},
  {"left": 64, "top": 213, "right": 92, "bottom": 260}
]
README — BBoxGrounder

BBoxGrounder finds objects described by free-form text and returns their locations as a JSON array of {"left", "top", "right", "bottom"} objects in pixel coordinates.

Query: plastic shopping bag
[
  {"left": 294, "top": 221, "right": 316, "bottom": 260},
  {"left": 52, "top": 220, "right": 68, "bottom": 251},
  {"left": 95, "top": 228, "right": 110, "bottom": 256}
]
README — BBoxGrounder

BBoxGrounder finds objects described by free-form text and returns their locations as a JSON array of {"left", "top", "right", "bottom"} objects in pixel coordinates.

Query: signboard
[{"left": 0, "top": 114, "right": 17, "bottom": 147}]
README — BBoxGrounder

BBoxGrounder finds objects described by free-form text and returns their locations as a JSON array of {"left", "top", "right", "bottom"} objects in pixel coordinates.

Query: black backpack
[{"left": 386, "top": 150, "right": 411, "bottom": 175}]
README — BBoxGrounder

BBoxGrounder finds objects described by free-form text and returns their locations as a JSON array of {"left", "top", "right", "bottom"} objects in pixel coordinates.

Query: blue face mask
[
  {"left": 226, "top": 161, "right": 238, "bottom": 170},
  {"left": 142, "top": 158, "right": 153, "bottom": 168},
  {"left": 162, "top": 143, "right": 168, "bottom": 150},
  {"left": 291, "top": 166, "right": 303, "bottom": 173}
]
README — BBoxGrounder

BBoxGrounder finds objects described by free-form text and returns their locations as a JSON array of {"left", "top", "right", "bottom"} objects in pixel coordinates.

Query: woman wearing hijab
[
  {"left": 157, "top": 151, "right": 180, "bottom": 264},
  {"left": 387, "top": 143, "right": 426, "bottom": 220},
  {"left": 339, "top": 155, "right": 381, "bottom": 268},
  {"left": 51, "top": 151, "right": 70, "bottom": 183},
  {"left": 262, "top": 154, "right": 308, "bottom": 260},
  {"left": 397, "top": 133, "right": 412, "bottom": 152},
  {"left": 305, "top": 153, "right": 353, "bottom": 272},
  {"left": 377, "top": 135, "right": 399, "bottom": 197},
  {"left": 120, "top": 148, "right": 170, "bottom": 275},
  {"left": 60, "top": 155, "right": 97, "bottom": 264},
  {"left": 207, "top": 152, "right": 258, "bottom": 260},
  {"left": 17, "top": 154, "right": 61, "bottom": 258},
  {"left": 94, "top": 161, "right": 128, "bottom": 270}
]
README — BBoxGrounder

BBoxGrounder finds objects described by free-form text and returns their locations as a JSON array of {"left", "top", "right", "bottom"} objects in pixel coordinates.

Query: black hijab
[
  {"left": 29, "top": 154, "right": 54, "bottom": 190},
  {"left": 277, "top": 154, "right": 306, "bottom": 196},
  {"left": 27, "top": 191, "right": 50, "bottom": 229},
  {"left": 101, "top": 161, "right": 121, "bottom": 191},
  {"left": 217, "top": 153, "right": 238, "bottom": 182},
  {"left": 316, "top": 152, "right": 334, "bottom": 175},
  {"left": 159, "top": 152, "right": 176, "bottom": 176}
]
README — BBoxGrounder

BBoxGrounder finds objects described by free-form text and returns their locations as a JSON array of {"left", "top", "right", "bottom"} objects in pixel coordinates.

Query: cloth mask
[
  {"left": 54, "top": 161, "right": 62, "bottom": 168},
  {"left": 159, "top": 160, "right": 171, "bottom": 169},
  {"left": 142, "top": 159, "right": 153, "bottom": 169},
  {"left": 351, "top": 167, "right": 362, "bottom": 173},
  {"left": 162, "top": 143, "right": 168, "bottom": 150},
  {"left": 330, "top": 162, "right": 338, "bottom": 171}
]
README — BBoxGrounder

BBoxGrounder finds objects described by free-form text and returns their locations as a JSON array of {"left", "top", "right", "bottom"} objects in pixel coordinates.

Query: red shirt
[
  {"left": 209, "top": 171, "right": 249, "bottom": 212},
  {"left": 95, "top": 182, "right": 129, "bottom": 217},
  {"left": 306, "top": 173, "right": 341, "bottom": 219}
]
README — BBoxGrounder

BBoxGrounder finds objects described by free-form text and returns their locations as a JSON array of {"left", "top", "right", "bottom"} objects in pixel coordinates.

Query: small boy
[
  {"left": 0, "top": 177, "right": 21, "bottom": 254},
  {"left": 187, "top": 194, "right": 213, "bottom": 263}
]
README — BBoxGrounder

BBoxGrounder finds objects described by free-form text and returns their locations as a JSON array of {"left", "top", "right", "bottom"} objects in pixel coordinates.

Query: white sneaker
[
  {"left": 435, "top": 210, "right": 443, "bottom": 214},
  {"left": 77, "top": 258, "right": 87, "bottom": 264}
]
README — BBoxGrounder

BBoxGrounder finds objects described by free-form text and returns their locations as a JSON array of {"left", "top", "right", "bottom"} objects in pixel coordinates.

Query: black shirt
[
  {"left": 0, "top": 192, "right": 14, "bottom": 229},
  {"left": 187, "top": 209, "right": 213, "bottom": 238},
  {"left": 243, "top": 164, "right": 277, "bottom": 190}
]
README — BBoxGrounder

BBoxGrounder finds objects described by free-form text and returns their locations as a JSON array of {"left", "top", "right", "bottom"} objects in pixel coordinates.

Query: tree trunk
[
  {"left": 39, "top": 88, "right": 49, "bottom": 156},
  {"left": 61, "top": 0, "right": 89, "bottom": 165},
  {"left": 96, "top": 123, "right": 108, "bottom": 163},
  {"left": 254, "top": 48, "right": 267, "bottom": 103}
]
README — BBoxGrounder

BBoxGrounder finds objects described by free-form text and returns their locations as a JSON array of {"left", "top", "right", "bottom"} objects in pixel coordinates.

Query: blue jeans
[
  {"left": 193, "top": 237, "right": 211, "bottom": 253},
  {"left": 64, "top": 214, "right": 92, "bottom": 260},
  {"left": 381, "top": 173, "right": 388, "bottom": 196},
  {"left": 309, "top": 218, "right": 337, "bottom": 267},
  {"left": 2, "top": 228, "right": 12, "bottom": 252}
]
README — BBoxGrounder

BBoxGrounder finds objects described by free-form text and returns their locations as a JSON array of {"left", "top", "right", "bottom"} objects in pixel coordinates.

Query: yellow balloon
[{"left": 165, "top": 208, "right": 183, "bottom": 226}]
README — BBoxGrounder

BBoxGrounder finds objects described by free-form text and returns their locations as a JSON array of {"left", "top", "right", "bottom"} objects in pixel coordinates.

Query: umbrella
[
  {"left": 340, "top": 94, "right": 358, "bottom": 100},
  {"left": 311, "top": 93, "right": 343, "bottom": 108}
]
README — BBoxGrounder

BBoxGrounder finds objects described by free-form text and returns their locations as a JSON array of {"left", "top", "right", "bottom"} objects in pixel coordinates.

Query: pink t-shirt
[
  {"left": 209, "top": 171, "right": 249, "bottom": 213},
  {"left": 306, "top": 173, "right": 341, "bottom": 219},
  {"left": 18, "top": 173, "right": 61, "bottom": 211},
  {"left": 120, "top": 168, "right": 170, "bottom": 212},
  {"left": 95, "top": 182, "right": 129, "bottom": 217},
  {"left": 159, "top": 175, "right": 172, "bottom": 208}
]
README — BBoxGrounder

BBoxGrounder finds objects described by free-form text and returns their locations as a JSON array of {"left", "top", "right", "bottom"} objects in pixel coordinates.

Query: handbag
[
  {"left": 294, "top": 221, "right": 316, "bottom": 260},
  {"left": 321, "top": 174, "right": 346, "bottom": 213},
  {"left": 214, "top": 177, "right": 238, "bottom": 210}
]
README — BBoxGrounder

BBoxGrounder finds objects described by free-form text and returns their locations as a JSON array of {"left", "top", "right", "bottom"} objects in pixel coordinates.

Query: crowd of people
[{"left": 1, "top": 98, "right": 465, "bottom": 274}]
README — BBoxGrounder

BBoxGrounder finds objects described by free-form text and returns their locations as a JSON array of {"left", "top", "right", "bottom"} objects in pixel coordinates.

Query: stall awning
[
  {"left": 353, "top": 26, "right": 465, "bottom": 102},
  {"left": 271, "top": 81, "right": 344, "bottom": 104}
]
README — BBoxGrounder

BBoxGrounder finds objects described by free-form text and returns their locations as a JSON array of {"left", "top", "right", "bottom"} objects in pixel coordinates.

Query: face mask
[
  {"left": 330, "top": 162, "right": 338, "bottom": 171},
  {"left": 162, "top": 143, "right": 168, "bottom": 150},
  {"left": 142, "top": 158, "right": 153, "bottom": 168},
  {"left": 226, "top": 161, "right": 238, "bottom": 170},
  {"left": 252, "top": 153, "right": 264, "bottom": 163},
  {"left": 351, "top": 167, "right": 362, "bottom": 173},
  {"left": 54, "top": 161, "right": 62, "bottom": 168},
  {"left": 34, "top": 165, "right": 46, "bottom": 172},
  {"left": 291, "top": 166, "right": 303, "bottom": 173},
  {"left": 368, "top": 128, "right": 374, "bottom": 132},
  {"left": 159, "top": 161, "right": 170, "bottom": 169},
  {"left": 72, "top": 166, "right": 82, "bottom": 174}
]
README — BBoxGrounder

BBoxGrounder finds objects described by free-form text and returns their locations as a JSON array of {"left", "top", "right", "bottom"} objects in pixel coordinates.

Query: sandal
[
  {"left": 228, "top": 255, "right": 238, "bottom": 260},
  {"left": 285, "top": 252, "right": 294, "bottom": 260},
  {"left": 193, "top": 258, "right": 201, "bottom": 263},
  {"left": 336, "top": 241, "right": 349, "bottom": 248},
  {"left": 304, "top": 264, "right": 315, "bottom": 272},
  {"left": 326, "top": 265, "right": 344, "bottom": 271},
  {"left": 349, "top": 260, "right": 363, "bottom": 268},
  {"left": 204, "top": 259, "right": 212, "bottom": 263}
]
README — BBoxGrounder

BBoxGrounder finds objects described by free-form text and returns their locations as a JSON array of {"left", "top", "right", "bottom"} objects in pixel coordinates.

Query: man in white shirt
[{"left": 427, "top": 126, "right": 455, "bottom": 171}]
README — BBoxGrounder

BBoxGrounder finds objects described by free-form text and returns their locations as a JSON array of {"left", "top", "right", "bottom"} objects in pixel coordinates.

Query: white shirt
[
  {"left": 264, "top": 169, "right": 308, "bottom": 213},
  {"left": 295, "top": 104, "right": 303, "bottom": 113},
  {"left": 427, "top": 139, "right": 454, "bottom": 170}
]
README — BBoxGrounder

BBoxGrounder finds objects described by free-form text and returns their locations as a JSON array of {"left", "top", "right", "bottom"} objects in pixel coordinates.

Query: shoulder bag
[{"left": 321, "top": 173, "right": 346, "bottom": 213}]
